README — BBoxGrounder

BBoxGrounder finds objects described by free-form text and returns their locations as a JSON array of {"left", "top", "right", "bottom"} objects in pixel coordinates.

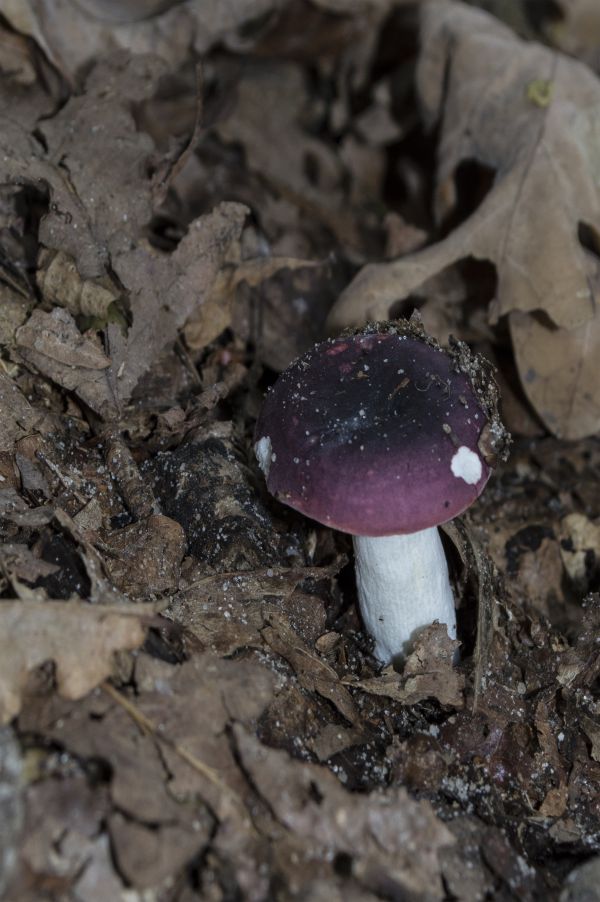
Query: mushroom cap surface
[{"left": 255, "top": 328, "right": 492, "bottom": 536}]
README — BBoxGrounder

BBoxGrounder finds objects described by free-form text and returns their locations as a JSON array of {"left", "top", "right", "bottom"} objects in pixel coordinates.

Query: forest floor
[{"left": 0, "top": 1, "right": 599, "bottom": 900}]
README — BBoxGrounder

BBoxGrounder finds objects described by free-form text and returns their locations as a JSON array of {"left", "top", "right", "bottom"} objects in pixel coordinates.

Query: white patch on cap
[
  {"left": 255, "top": 436, "right": 275, "bottom": 477},
  {"left": 451, "top": 446, "right": 482, "bottom": 485}
]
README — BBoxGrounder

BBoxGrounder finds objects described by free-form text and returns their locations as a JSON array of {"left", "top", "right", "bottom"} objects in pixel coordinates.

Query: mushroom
[{"left": 254, "top": 319, "right": 509, "bottom": 665}]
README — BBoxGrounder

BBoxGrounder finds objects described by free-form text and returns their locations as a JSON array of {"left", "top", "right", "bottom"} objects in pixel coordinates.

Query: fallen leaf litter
[{"left": 0, "top": 1, "right": 599, "bottom": 899}]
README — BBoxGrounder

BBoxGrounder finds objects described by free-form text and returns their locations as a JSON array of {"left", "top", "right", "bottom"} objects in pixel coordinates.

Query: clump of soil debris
[{"left": 0, "top": 2, "right": 599, "bottom": 900}]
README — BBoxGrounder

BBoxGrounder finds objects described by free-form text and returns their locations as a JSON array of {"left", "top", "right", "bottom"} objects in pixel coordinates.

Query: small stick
[{"left": 101, "top": 681, "right": 245, "bottom": 814}]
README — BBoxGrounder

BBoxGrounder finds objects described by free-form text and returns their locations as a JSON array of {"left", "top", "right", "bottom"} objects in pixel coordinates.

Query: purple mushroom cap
[{"left": 255, "top": 329, "right": 491, "bottom": 536}]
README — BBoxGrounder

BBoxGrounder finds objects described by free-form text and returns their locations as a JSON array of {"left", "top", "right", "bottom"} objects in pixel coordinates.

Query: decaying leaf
[
  {"left": 168, "top": 561, "right": 335, "bottom": 655},
  {"left": 2, "top": 1, "right": 600, "bottom": 896},
  {"left": 328, "top": 0, "right": 600, "bottom": 438},
  {"left": 263, "top": 612, "right": 359, "bottom": 724},
  {"left": 106, "top": 201, "right": 248, "bottom": 406},
  {"left": 0, "top": 601, "right": 148, "bottom": 722},
  {"left": 15, "top": 308, "right": 114, "bottom": 415},
  {"left": 234, "top": 725, "right": 455, "bottom": 900},
  {"left": 0, "top": 285, "right": 30, "bottom": 346},
  {"left": 101, "top": 514, "right": 186, "bottom": 598},
  {"left": 145, "top": 421, "right": 284, "bottom": 567},
  {"left": 347, "top": 623, "right": 464, "bottom": 709},
  {"left": 2, "top": 55, "right": 249, "bottom": 417}
]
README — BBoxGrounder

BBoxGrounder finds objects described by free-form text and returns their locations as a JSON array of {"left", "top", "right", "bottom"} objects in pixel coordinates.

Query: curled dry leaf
[
  {"left": 0, "top": 601, "right": 148, "bottom": 723},
  {"left": 36, "top": 249, "right": 119, "bottom": 320},
  {"left": 328, "top": 0, "right": 600, "bottom": 438},
  {"left": 16, "top": 308, "right": 110, "bottom": 370}
]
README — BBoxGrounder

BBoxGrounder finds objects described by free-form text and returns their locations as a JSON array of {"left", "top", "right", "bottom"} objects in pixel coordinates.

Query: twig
[{"left": 101, "top": 681, "right": 245, "bottom": 812}]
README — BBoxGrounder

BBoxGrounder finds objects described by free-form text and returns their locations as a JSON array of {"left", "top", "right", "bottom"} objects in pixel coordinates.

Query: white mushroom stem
[{"left": 353, "top": 527, "right": 456, "bottom": 665}]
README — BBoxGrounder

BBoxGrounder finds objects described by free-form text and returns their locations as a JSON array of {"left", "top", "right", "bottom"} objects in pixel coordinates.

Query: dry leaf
[
  {"left": 36, "top": 249, "right": 119, "bottom": 320},
  {"left": 0, "top": 285, "right": 30, "bottom": 347},
  {"left": 234, "top": 725, "right": 455, "bottom": 900},
  {"left": 106, "top": 201, "right": 247, "bottom": 407},
  {"left": 0, "top": 371, "right": 46, "bottom": 453},
  {"left": 214, "top": 62, "right": 362, "bottom": 250},
  {"left": 328, "top": 0, "right": 600, "bottom": 438},
  {"left": 169, "top": 562, "right": 334, "bottom": 655},
  {"left": 102, "top": 514, "right": 185, "bottom": 598},
  {"left": 0, "top": 544, "right": 58, "bottom": 584},
  {"left": 15, "top": 308, "right": 114, "bottom": 415},
  {"left": 0, "top": 116, "right": 111, "bottom": 280},
  {"left": 509, "top": 310, "right": 600, "bottom": 441},
  {"left": 262, "top": 612, "right": 359, "bottom": 724},
  {"left": 0, "top": 13, "right": 58, "bottom": 126},
  {"left": 2, "top": 54, "right": 248, "bottom": 415},
  {"left": 109, "top": 812, "right": 212, "bottom": 890},
  {"left": 216, "top": 63, "right": 343, "bottom": 205},
  {"left": 184, "top": 257, "right": 320, "bottom": 352},
  {"left": 347, "top": 623, "right": 464, "bottom": 709},
  {"left": 0, "top": 601, "right": 148, "bottom": 722},
  {"left": 16, "top": 308, "right": 110, "bottom": 370}
]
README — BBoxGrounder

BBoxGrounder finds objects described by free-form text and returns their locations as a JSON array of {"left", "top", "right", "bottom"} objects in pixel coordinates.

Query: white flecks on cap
[
  {"left": 450, "top": 446, "right": 482, "bottom": 485},
  {"left": 255, "top": 436, "right": 274, "bottom": 477}
]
